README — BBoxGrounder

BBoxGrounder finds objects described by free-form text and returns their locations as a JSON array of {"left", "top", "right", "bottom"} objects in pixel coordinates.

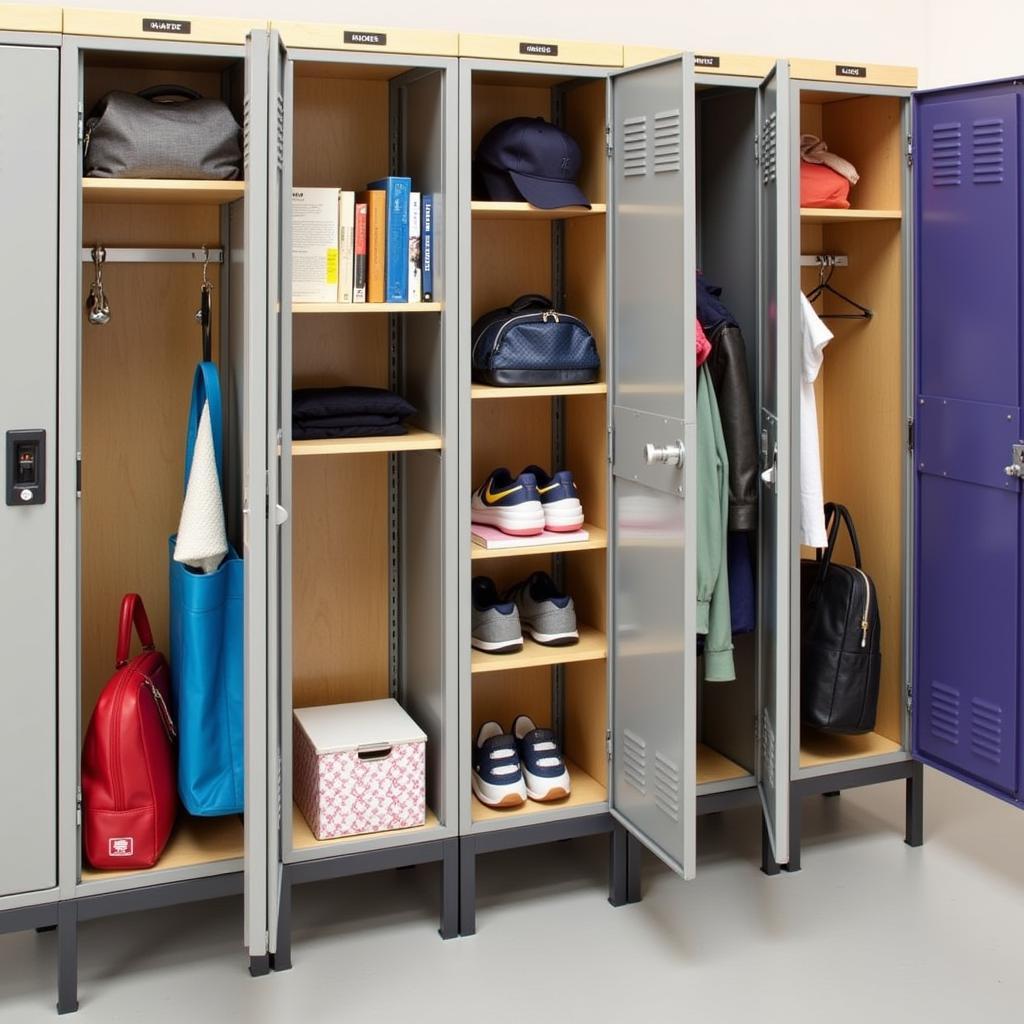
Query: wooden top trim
[
  {"left": 789, "top": 58, "right": 918, "bottom": 88},
  {"left": 273, "top": 20, "right": 458, "bottom": 56},
  {"left": 623, "top": 45, "right": 774, "bottom": 78},
  {"left": 0, "top": 3, "right": 61, "bottom": 33},
  {"left": 459, "top": 32, "right": 622, "bottom": 67},
  {"left": 62, "top": 8, "right": 265, "bottom": 44}
]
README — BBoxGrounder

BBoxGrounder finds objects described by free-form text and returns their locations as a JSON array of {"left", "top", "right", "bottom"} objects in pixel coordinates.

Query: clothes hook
[
  {"left": 86, "top": 245, "right": 111, "bottom": 326},
  {"left": 195, "top": 245, "right": 213, "bottom": 362}
]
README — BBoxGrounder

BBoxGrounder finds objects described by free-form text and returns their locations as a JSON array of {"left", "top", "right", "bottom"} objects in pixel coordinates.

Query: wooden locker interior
[
  {"left": 78, "top": 48, "right": 248, "bottom": 880},
  {"left": 797, "top": 88, "right": 906, "bottom": 768}
]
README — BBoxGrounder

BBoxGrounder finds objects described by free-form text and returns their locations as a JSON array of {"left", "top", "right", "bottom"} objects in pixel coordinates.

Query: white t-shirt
[{"left": 799, "top": 292, "right": 834, "bottom": 548}]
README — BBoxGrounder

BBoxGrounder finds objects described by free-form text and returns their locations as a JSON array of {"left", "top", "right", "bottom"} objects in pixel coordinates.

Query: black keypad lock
[{"left": 6, "top": 430, "right": 46, "bottom": 506}]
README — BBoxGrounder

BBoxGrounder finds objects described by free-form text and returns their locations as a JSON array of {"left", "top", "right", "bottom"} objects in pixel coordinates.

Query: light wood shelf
[
  {"left": 696, "top": 743, "right": 751, "bottom": 786},
  {"left": 471, "top": 201, "right": 606, "bottom": 221},
  {"left": 471, "top": 759, "right": 606, "bottom": 823},
  {"left": 291, "top": 803, "right": 441, "bottom": 850},
  {"left": 471, "top": 382, "right": 608, "bottom": 399},
  {"left": 80, "top": 814, "right": 243, "bottom": 881},
  {"left": 472, "top": 625, "right": 606, "bottom": 674},
  {"left": 292, "top": 301, "right": 443, "bottom": 314},
  {"left": 82, "top": 179, "right": 245, "bottom": 205},
  {"left": 800, "top": 208, "right": 902, "bottom": 224},
  {"left": 291, "top": 426, "right": 442, "bottom": 457},
  {"left": 472, "top": 524, "right": 608, "bottom": 560},
  {"left": 800, "top": 729, "right": 903, "bottom": 768}
]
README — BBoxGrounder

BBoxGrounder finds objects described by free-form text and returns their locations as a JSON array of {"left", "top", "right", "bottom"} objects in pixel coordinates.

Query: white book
[
  {"left": 408, "top": 191, "right": 422, "bottom": 304},
  {"left": 337, "top": 191, "right": 356, "bottom": 303},
  {"left": 291, "top": 188, "right": 340, "bottom": 303}
]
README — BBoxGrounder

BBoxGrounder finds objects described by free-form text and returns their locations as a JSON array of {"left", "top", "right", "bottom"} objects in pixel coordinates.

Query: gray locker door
[
  {"left": 608, "top": 55, "right": 698, "bottom": 879},
  {"left": 265, "top": 29, "right": 290, "bottom": 956},
  {"left": 755, "top": 60, "right": 792, "bottom": 864},
  {"left": 0, "top": 43, "right": 59, "bottom": 900},
  {"left": 241, "top": 28, "right": 271, "bottom": 961}
]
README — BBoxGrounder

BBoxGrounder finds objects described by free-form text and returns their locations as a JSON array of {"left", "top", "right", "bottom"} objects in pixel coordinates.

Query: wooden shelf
[
  {"left": 80, "top": 814, "right": 243, "bottom": 881},
  {"left": 800, "top": 728, "right": 903, "bottom": 768},
  {"left": 472, "top": 625, "right": 606, "bottom": 674},
  {"left": 471, "top": 382, "right": 608, "bottom": 399},
  {"left": 82, "top": 179, "right": 245, "bottom": 205},
  {"left": 291, "top": 426, "right": 442, "bottom": 457},
  {"left": 471, "top": 759, "right": 606, "bottom": 822},
  {"left": 472, "top": 524, "right": 608, "bottom": 560},
  {"left": 799, "top": 208, "right": 902, "bottom": 223},
  {"left": 291, "top": 803, "right": 441, "bottom": 850},
  {"left": 696, "top": 743, "right": 751, "bottom": 786},
  {"left": 292, "top": 301, "right": 442, "bottom": 314},
  {"left": 471, "top": 201, "right": 606, "bottom": 221}
]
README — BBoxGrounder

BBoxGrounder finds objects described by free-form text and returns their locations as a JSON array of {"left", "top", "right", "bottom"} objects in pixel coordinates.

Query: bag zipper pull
[
  {"left": 144, "top": 678, "right": 177, "bottom": 740},
  {"left": 861, "top": 619, "right": 868, "bottom": 648}
]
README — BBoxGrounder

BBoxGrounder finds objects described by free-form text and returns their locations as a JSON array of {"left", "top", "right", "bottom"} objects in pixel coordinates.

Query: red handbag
[{"left": 82, "top": 594, "right": 178, "bottom": 869}]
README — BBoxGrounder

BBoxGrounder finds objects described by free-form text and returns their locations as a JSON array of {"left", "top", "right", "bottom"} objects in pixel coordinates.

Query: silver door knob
[
  {"left": 1006, "top": 463, "right": 1024, "bottom": 478},
  {"left": 643, "top": 441, "right": 684, "bottom": 467}
]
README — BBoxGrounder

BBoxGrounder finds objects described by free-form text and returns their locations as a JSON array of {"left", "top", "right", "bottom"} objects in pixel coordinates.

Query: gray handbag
[{"left": 84, "top": 85, "right": 242, "bottom": 180}]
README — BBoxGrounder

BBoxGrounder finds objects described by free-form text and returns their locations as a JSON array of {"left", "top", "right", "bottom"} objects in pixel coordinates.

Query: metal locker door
[
  {"left": 913, "top": 84, "right": 1021, "bottom": 799},
  {"left": 0, "top": 42, "right": 59, "bottom": 900},
  {"left": 756, "top": 60, "right": 792, "bottom": 863},
  {"left": 241, "top": 28, "right": 272, "bottom": 966},
  {"left": 608, "top": 55, "right": 698, "bottom": 878}
]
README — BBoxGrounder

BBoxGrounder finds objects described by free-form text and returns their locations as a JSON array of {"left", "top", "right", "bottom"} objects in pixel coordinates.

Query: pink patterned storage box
[{"left": 294, "top": 699, "right": 427, "bottom": 840}]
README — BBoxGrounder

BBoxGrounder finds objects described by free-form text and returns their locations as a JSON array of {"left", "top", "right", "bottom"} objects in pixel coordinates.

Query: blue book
[
  {"left": 368, "top": 176, "right": 410, "bottom": 302},
  {"left": 422, "top": 194, "right": 434, "bottom": 303}
]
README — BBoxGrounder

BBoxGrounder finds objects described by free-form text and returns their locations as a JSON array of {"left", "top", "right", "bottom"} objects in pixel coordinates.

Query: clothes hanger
[{"left": 806, "top": 260, "right": 873, "bottom": 320}]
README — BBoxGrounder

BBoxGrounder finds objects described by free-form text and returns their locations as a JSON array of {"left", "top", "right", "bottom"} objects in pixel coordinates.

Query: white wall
[{"left": 42, "top": 0, "right": 1024, "bottom": 87}]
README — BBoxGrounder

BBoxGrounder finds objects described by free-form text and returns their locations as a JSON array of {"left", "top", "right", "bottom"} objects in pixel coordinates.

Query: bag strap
[
  {"left": 136, "top": 85, "right": 204, "bottom": 103},
  {"left": 816, "top": 502, "right": 864, "bottom": 582},
  {"left": 116, "top": 593, "right": 155, "bottom": 668},
  {"left": 183, "top": 361, "right": 224, "bottom": 492},
  {"left": 509, "top": 294, "right": 553, "bottom": 313}
]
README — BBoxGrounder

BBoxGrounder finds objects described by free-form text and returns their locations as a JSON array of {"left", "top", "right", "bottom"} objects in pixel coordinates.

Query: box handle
[{"left": 357, "top": 743, "right": 393, "bottom": 761}]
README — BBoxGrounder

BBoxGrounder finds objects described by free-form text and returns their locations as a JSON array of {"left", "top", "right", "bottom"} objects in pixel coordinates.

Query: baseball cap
[{"left": 475, "top": 116, "right": 590, "bottom": 210}]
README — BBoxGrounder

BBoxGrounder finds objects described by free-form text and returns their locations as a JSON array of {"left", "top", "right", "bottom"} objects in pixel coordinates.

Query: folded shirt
[
  {"left": 292, "top": 385, "right": 416, "bottom": 422},
  {"left": 293, "top": 422, "right": 408, "bottom": 441}
]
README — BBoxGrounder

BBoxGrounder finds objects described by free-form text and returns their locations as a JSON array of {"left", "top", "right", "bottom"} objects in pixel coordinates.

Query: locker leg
[
  {"left": 270, "top": 869, "right": 292, "bottom": 973},
  {"left": 782, "top": 790, "right": 802, "bottom": 873},
  {"left": 760, "top": 813, "right": 780, "bottom": 876},
  {"left": 458, "top": 838, "right": 476, "bottom": 937},
  {"left": 823, "top": 791, "right": 840, "bottom": 799},
  {"left": 439, "top": 838, "right": 458, "bottom": 940},
  {"left": 608, "top": 824, "right": 629, "bottom": 906},
  {"left": 626, "top": 832, "right": 642, "bottom": 904},
  {"left": 56, "top": 901, "right": 78, "bottom": 1015},
  {"left": 248, "top": 955, "right": 271, "bottom": 977},
  {"left": 905, "top": 762, "right": 924, "bottom": 848}
]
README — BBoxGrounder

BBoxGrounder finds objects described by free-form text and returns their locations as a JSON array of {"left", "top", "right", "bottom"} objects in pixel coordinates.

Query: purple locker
[{"left": 914, "top": 82, "right": 1023, "bottom": 803}]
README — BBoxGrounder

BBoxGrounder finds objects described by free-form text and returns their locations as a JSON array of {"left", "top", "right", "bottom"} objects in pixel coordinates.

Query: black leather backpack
[{"left": 800, "top": 503, "right": 881, "bottom": 734}]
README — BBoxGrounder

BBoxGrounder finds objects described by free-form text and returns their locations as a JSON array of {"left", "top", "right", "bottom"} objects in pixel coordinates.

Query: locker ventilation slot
[
  {"left": 970, "top": 698, "right": 1004, "bottom": 764},
  {"left": 653, "top": 753, "right": 681, "bottom": 821},
  {"left": 653, "top": 110, "right": 681, "bottom": 173},
  {"left": 928, "top": 681, "right": 960, "bottom": 744},
  {"left": 622, "top": 728, "right": 647, "bottom": 793},
  {"left": 622, "top": 115, "right": 648, "bottom": 178},
  {"left": 760, "top": 707, "right": 776, "bottom": 786},
  {"left": 972, "top": 118, "right": 1005, "bottom": 184},
  {"left": 761, "top": 111, "right": 777, "bottom": 184},
  {"left": 930, "top": 121, "right": 962, "bottom": 187}
]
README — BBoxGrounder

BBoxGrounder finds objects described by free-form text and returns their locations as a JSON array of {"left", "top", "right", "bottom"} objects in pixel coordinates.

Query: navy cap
[{"left": 475, "top": 117, "right": 590, "bottom": 210}]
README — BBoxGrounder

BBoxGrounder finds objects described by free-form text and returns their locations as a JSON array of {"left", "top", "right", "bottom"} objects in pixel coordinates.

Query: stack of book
[{"left": 291, "top": 178, "right": 436, "bottom": 305}]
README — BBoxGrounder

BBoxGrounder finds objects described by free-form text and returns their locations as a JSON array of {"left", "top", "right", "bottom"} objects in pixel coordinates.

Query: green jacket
[{"left": 696, "top": 363, "right": 735, "bottom": 681}]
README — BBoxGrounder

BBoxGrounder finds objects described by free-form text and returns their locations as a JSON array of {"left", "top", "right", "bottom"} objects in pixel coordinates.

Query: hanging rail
[
  {"left": 800, "top": 254, "right": 849, "bottom": 268},
  {"left": 79, "top": 246, "right": 224, "bottom": 264}
]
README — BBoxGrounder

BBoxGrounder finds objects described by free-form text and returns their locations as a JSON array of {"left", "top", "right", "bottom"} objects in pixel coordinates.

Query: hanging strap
[
  {"left": 199, "top": 285, "right": 212, "bottom": 363},
  {"left": 814, "top": 502, "right": 863, "bottom": 584},
  {"left": 183, "top": 361, "right": 224, "bottom": 492},
  {"left": 136, "top": 84, "right": 204, "bottom": 103},
  {"left": 115, "top": 593, "right": 155, "bottom": 668}
]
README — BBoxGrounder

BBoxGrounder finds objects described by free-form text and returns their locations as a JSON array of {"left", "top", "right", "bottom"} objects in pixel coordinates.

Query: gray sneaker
[
  {"left": 472, "top": 577, "right": 523, "bottom": 654},
  {"left": 505, "top": 572, "right": 579, "bottom": 647}
]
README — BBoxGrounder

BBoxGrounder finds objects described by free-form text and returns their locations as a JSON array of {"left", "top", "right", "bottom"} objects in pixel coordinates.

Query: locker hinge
[
  {"left": 605, "top": 124, "right": 613, "bottom": 158},
  {"left": 906, "top": 133, "right": 913, "bottom": 168},
  {"left": 76, "top": 787, "right": 82, "bottom": 827},
  {"left": 754, "top": 128, "right": 760, "bottom": 164},
  {"left": 606, "top": 729, "right": 612, "bottom": 760},
  {"left": 76, "top": 452, "right": 82, "bottom": 497},
  {"left": 906, "top": 685, "right": 913, "bottom": 714},
  {"left": 77, "top": 105, "right": 84, "bottom": 145},
  {"left": 607, "top": 425, "right": 614, "bottom": 464},
  {"left": 907, "top": 418, "right": 915, "bottom": 452}
]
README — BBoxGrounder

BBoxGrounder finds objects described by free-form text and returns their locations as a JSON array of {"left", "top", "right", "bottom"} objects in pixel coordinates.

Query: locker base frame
[
  {"left": 763, "top": 760, "right": 923, "bottom": 874},
  {"left": 271, "top": 836, "right": 459, "bottom": 973},
  {"left": 457, "top": 813, "right": 639, "bottom": 938},
  {"left": 0, "top": 901, "right": 63, "bottom": 1013}
]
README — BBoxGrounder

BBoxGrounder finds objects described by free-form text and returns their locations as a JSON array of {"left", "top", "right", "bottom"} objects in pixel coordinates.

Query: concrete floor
[{"left": 2, "top": 767, "right": 1023, "bottom": 1023}]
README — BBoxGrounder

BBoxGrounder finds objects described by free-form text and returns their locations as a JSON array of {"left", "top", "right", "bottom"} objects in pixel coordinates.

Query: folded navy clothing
[
  {"left": 293, "top": 422, "right": 409, "bottom": 440},
  {"left": 292, "top": 386, "right": 416, "bottom": 422},
  {"left": 696, "top": 274, "right": 739, "bottom": 335},
  {"left": 293, "top": 413, "right": 404, "bottom": 429}
]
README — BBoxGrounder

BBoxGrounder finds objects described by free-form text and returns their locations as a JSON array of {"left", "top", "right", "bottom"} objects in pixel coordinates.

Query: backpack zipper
[
  {"left": 853, "top": 568, "right": 871, "bottom": 647},
  {"left": 491, "top": 310, "right": 580, "bottom": 356},
  {"left": 109, "top": 677, "right": 129, "bottom": 811}
]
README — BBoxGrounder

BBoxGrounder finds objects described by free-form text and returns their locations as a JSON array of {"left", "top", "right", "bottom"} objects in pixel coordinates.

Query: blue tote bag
[{"left": 169, "top": 362, "right": 244, "bottom": 816}]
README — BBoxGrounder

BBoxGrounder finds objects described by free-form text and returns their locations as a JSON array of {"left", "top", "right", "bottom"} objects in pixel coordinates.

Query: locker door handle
[
  {"left": 1004, "top": 442, "right": 1024, "bottom": 479},
  {"left": 643, "top": 441, "right": 684, "bottom": 467},
  {"left": 274, "top": 503, "right": 289, "bottom": 525}
]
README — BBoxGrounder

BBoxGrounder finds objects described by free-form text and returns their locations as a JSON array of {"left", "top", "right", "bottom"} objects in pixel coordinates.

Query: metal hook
[
  {"left": 201, "top": 245, "right": 210, "bottom": 289},
  {"left": 86, "top": 245, "right": 111, "bottom": 325},
  {"left": 196, "top": 245, "right": 213, "bottom": 362}
]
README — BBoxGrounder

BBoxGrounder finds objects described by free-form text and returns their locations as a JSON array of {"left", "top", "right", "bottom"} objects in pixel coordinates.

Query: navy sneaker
[
  {"left": 511, "top": 715, "right": 572, "bottom": 802},
  {"left": 471, "top": 467, "right": 545, "bottom": 536},
  {"left": 521, "top": 465, "right": 584, "bottom": 532},
  {"left": 472, "top": 722, "right": 527, "bottom": 808},
  {"left": 471, "top": 577, "right": 523, "bottom": 654}
]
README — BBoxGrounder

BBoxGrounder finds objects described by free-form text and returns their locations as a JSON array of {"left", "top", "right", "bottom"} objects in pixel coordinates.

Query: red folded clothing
[{"left": 800, "top": 161, "right": 850, "bottom": 209}]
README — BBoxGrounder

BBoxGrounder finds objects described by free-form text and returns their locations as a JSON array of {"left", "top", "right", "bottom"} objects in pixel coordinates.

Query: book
[
  {"left": 408, "top": 192, "right": 422, "bottom": 303},
  {"left": 338, "top": 191, "right": 355, "bottom": 303},
  {"left": 470, "top": 524, "right": 590, "bottom": 550},
  {"left": 421, "top": 193, "right": 434, "bottom": 303},
  {"left": 357, "top": 189, "right": 386, "bottom": 304},
  {"left": 353, "top": 201, "right": 368, "bottom": 303},
  {"left": 367, "top": 176, "right": 411, "bottom": 302},
  {"left": 291, "top": 188, "right": 340, "bottom": 303}
]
